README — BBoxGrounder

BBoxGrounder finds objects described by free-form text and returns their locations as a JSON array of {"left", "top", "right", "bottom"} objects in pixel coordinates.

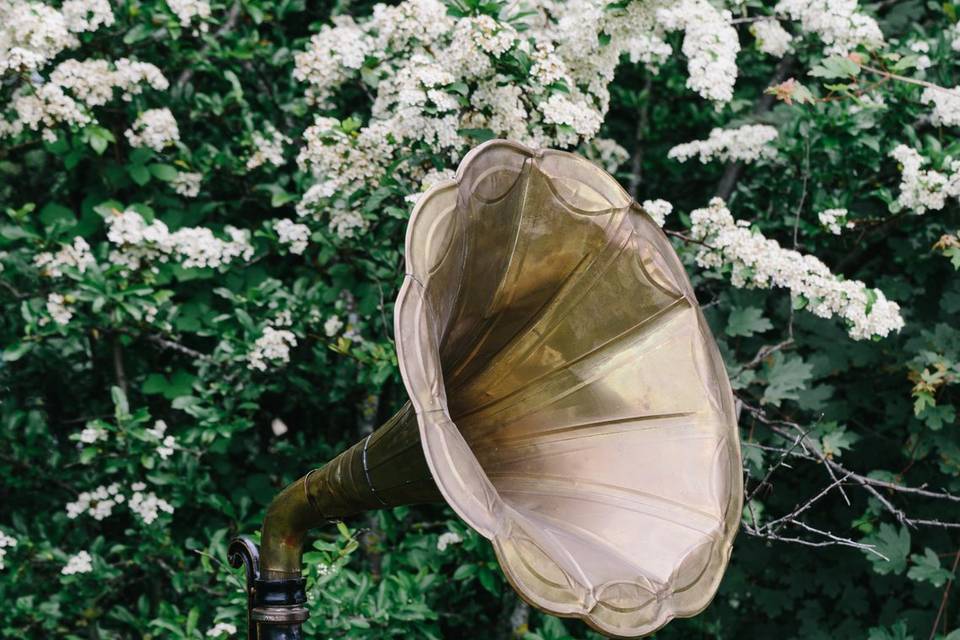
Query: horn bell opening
[{"left": 395, "top": 140, "right": 742, "bottom": 638}]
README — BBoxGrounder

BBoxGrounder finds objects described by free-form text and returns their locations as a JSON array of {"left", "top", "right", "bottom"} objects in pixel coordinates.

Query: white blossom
[
  {"left": 642, "top": 199, "right": 673, "bottom": 227},
  {"left": 45, "top": 293, "right": 73, "bottom": 326},
  {"left": 437, "top": 531, "right": 463, "bottom": 551},
  {"left": 274, "top": 219, "right": 310, "bottom": 255},
  {"left": 920, "top": 86, "right": 960, "bottom": 128},
  {"left": 247, "top": 327, "right": 297, "bottom": 371},
  {"left": 889, "top": 144, "right": 960, "bottom": 215},
  {"left": 125, "top": 108, "right": 180, "bottom": 152},
  {"left": 690, "top": 197, "right": 904, "bottom": 340},
  {"left": 323, "top": 315, "right": 344, "bottom": 337},
  {"left": 909, "top": 41, "right": 932, "bottom": 71},
  {"left": 66, "top": 484, "right": 123, "bottom": 520},
  {"left": 147, "top": 420, "right": 177, "bottom": 459},
  {"left": 165, "top": 0, "right": 211, "bottom": 30},
  {"left": 50, "top": 58, "right": 168, "bottom": 106},
  {"left": 656, "top": 0, "right": 740, "bottom": 103},
  {"left": 817, "top": 208, "right": 853, "bottom": 235},
  {"left": 0, "top": 530, "right": 17, "bottom": 571},
  {"left": 206, "top": 622, "right": 238, "bottom": 638},
  {"left": 105, "top": 209, "right": 253, "bottom": 271},
  {"left": 173, "top": 172, "right": 202, "bottom": 198},
  {"left": 78, "top": 424, "right": 108, "bottom": 444},
  {"left": 61, "top": 550, "right": 93, "bottom": 575},
  {"left": 247, "top": 125, "right": 289, "bottom": 170},
  {"left": 270, "top": 418, "right": 289, "bottom": 437},
  {"left": 328, "top": 206, "right": 368, "bottom": 240},
  {"left": 668, "top": 125, "right": 779, "bottom": 164},
  {"left": 775, "top": 0, "right": 883, "bottom": 55},
  {"left": 35, "top": 237, "right": 95, "bottom": 277},
  {"left": 128, "top": 488, "right": 174, "bottom": 524},
  {"left": 751, "top": 19, "right": 793, "bottom": 57},
  {"left": 583, "top": 138, "right": 629, "bottom": 173}
]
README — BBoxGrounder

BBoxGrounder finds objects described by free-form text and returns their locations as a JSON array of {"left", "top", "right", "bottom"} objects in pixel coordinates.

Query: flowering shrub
[{"left": 1, "top": 0, "right": 959, "bottom": 638}]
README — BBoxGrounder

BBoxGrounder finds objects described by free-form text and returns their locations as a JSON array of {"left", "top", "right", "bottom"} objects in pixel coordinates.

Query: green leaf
[
  {"left": 726, "top": 306, "right": 774, "bottom": 337},
  {"left": 809, "top": 55, "right": 861, "bottom": 79},
  {"left": 907, "top": 548, "right": 954, "bottom": 587},
  {"left": 761, "top": 353, "right": 813, "bottom": 406},
  {"left": 38, "top": 202, "right": 76, "bottom": 228},
  {"left": 864, "top": 524, "right": 911, "bottom": 575},
  {"left": 128, "top": 164, "right": 151, "bottom": 186},
  {"left": 111, "top": 385, "right": 130, "bottom": 418},
  {"left": 2, "top": 341, "right": 33, "bottom": 362},
  {"left": 458, "top": 128, "right": 496, "bottom": 142},
  {"left": 819, "top": 424, "right": 859, "bottom": 458},
  {"left": 148, "top": 164, "right": 179, "bottom": 182},
  {"left": 867, "top": 621, "right": 913, "bottom": 640}
]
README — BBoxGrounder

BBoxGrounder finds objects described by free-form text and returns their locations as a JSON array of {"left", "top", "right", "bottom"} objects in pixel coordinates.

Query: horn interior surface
[{"left": 395, "top": 140, "right": 741, "bottom": 638}]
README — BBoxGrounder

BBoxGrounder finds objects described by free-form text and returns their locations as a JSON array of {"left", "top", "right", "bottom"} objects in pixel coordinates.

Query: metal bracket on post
[
  {"left": 228, "top": 536, "right": 261, "bottom": 640},
  {"left": 229, "top": 536, "right": 309, "bottom": 640}
]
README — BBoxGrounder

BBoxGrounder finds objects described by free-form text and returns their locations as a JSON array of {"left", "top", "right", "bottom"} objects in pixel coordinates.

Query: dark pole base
[{"left": 229, "top": 536, "right": 309, "bottom": 640}]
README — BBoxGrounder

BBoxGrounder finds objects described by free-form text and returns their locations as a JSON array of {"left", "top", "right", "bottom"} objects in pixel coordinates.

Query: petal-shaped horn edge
[{"left": 395, "top": 139, "right": 742, "bottom": 638}]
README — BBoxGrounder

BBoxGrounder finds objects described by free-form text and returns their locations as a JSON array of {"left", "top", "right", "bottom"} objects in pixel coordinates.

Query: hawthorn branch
[{"left": 741, "top": 401, "right": 960, "bottom": 533}]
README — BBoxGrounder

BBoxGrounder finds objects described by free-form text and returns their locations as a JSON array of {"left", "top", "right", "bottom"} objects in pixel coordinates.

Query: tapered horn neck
[{"left": 228, "top": 402, "right": 439, "bottom": 639}]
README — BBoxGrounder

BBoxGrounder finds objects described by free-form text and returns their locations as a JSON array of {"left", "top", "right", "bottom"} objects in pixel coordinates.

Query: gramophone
[{"left": 228, "top": 140, "right": 742, "bottom": 639}]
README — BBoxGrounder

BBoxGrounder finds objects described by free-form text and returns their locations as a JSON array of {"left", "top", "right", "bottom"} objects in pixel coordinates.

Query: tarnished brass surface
[
  {"left": 395, "top": 140, "right": 742, "bottom": 637},
  {"left": 252, "top": 139, "right": 741, "bottom": 638},
  {"left": 259, "top": 403, "right": 438, "bottom": 580}
]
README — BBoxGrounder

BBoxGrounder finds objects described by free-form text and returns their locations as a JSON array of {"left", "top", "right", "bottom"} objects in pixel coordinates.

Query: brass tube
[{"left": 259, "top": 402, "right": 441, "bottom": 580}]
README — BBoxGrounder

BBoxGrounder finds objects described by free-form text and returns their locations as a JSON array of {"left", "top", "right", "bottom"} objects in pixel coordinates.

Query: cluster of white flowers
[
  {"left": 49, "top": 58, "right": 168, "bottom": 106},
  {"left": 668, "top": 125, "right": 779, "bottom": 164},
  {"left": 910, "top": 41, "right": 932, "bottom": 72},
  {"left": 0, "top": 0, "right": 170, "bottom": 142},
  {"left": 326, "top": 204, "right": 368, "bottom": 240},
  {"left": 582, "top": 138, "right": 630, "bottom": 174},
  {"left": 173, "top": 172, "right": 202, "bottom": 198},
  {"left": 105, "top": 208, "right": 253, "bottom": 270},
  {"left": 292, "top": 0, "right": 749, "bottom": 225},
  {"left": 775, "top": 0, "right": 884, "bottom": 55},
  {"left": 165, "top": 0, "right": 210, "bottom": 30},
  {"left": 125, "top": 108, "right": 180, "bottom": 152},
  {"left": 751, "top": 19, "right": 793, "bottom": 57},
  {"left": 78, "top": 423, "right": 108, "bottom": 444},
  {"left": 436, "top": 531, "right": 463, "bottom": 552},
  {"left": 206, "top": 622, "right": 238, "bottom": 638},
  {"left": 690, "top": 197, "right": 904, "bottom": 340},
  {"left": 66, "top": 482, "right": 124, "bottom": 520},
  {"left": 642, "top": 199, "right": 673, "bottom": 227},
  {"left": 656, "top": 0, "right": 740, "bottom": 103},
  {"left": 44, "top": 292, "right": 73, "bottom": 326},
  {"left": 248, "top": 326, "right": 297, "bottom": 371},
  {"left": 128, "top": 482, "right": 175, "bottom": 524},
  {"left": 61, "top": 550, "right": 93, "bottom": 575},
  {"left": 817, "top": 208, "right": 853, "bottom": 235},
  {"left": 324, "top": 315, "right": 344, "bottom": 338},
  {"left": 35, "top": 237, "right": 95, "bottom": 277},
  {"left": 920, "top": 86, "right": 960, "bottom": 128},
  {"left": 147, "top": 420, "right": 177, "bottom": 459},
  {"left": 889, "top": 144, "right": 960, "bottom": 215},
  {"left": 274, "top": 219, "right": 310, "bottom": 255},
  {"left": 0, "top": 0, "right": 113, "bottom": 74},
  {"left": 0, "top": 530, "right": 16, "bottom": 571},
  {"left": 247, "top": 124, "right": 289, "bottom": 170}
]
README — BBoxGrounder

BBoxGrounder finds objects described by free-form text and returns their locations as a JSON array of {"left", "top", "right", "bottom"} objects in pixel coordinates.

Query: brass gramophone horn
[{"left": 228, "top": 139, "right": 742, "bottom": 639}]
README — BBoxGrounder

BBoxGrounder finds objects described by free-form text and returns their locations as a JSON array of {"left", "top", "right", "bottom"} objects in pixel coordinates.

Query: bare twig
[
  {"left": 741, "top": 401, "right": 960, "bottom": 531},
  {"left": 929, "top": 549, "right": 960, "bottom": 640}
]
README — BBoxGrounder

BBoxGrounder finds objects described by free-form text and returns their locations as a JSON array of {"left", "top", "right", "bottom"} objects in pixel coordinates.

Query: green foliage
[{"left": 0, "top": 0, "right": 958, "bottom": 638}]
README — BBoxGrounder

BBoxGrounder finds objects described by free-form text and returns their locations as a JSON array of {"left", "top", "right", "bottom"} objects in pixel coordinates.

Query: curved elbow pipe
[{"left": 230, "top": 403, "right": 439, "bottom": 639}]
